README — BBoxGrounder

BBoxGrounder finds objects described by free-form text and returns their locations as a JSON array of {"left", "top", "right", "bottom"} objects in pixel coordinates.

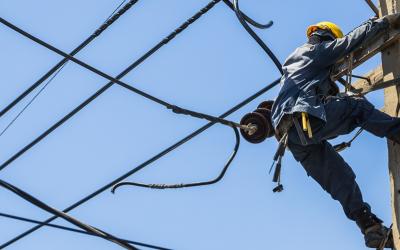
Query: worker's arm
[{"left": 316, "top": 18, "right": 389, "bottom": 67}]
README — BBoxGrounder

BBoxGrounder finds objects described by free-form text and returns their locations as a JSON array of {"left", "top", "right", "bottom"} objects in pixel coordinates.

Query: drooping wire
[
  {"left": 0, "top": 2, "right": 227, "bottom": 247},
  {"left": 1, "top": 15, "right": 274, "bottom": 193},
  {"left": 0, "top": 211, "right": 171, "bottom": 250},
  {"left": 232, "top": 0, "right": 283, "bottom": 75},
  {"left": 0, "top": 1, "right": 283, "bottom": 246},
  {"left": 0, "top": 179, "right": 137, "bottom": 250},
  {"left": 221, "top": 0, "right": 273, "bottom": 29},
  {"left": 0, "top": 0, "right": 137, "bottom": 119},
  {"left": 1, "top": 77, "right": 280, "bottom": 249},
  {"left": 111, "top": 126, "right": 240, "bottom": 192},
  {"left": 0, "top": 0, "right": 222, "bottom": 173}
]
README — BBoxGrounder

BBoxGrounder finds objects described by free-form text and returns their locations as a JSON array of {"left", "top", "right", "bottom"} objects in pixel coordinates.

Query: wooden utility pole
[
  {"left": 330, "top": 1, "right": 400, "bottom": 247},
  {"left": 379, "top": 0, "right": 400, "bottom": 248}
]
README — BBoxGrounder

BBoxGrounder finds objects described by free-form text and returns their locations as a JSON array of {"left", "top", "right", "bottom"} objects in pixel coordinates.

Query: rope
[
  {"left": 0, "top": 179, "right": 137, "bottom": 250},
  {"left": 0, "top": 0, "right": 138, "bottom": 119},
  {"left": 0, "top": 211, "right": 171, "bottom": 250},
  {"left": 111, "top": 126, "right": 239, "bottom": 192}
]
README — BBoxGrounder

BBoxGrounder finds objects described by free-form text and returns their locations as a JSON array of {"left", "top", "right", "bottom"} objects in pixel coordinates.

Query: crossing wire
[
  {"left": 0, "top": 211, "right": 171, "bottom": 250},
  {"left": 0, "top": 1, "right": 225, "bottom": 247},
  {"left": 0, "top": 77, "right": 280, "bottom": 249},
  {"left": 0, "top": 0, "right": 129, "bottom": 138},
  {"left": 0, "top": 0, "right": 221, "bottom": 173},
  {"left": 0, "top": 179, "right": 137, "bottom": 250},
  {"left": 0, "top": 64, "right": 67, "bottom": 138},
  {"left": 0, "top": 0, "right": 137, "bottom": 119},
  {"left": 0, "top": 0, "right": 282, "bottom": 248}
]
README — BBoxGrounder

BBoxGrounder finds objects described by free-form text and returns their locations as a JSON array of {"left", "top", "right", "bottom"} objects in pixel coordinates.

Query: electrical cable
[
  {"left": 0, "top": 212, "right": 171, "bottom": 250},
  {"left": 0, "top": 0, "right": 221, "bottom": 173},
  {"left": 111, "top": 126, "right": 240, "bottom": 192},
  {"left": 0, "top": 0, "right": 129, "bottom": 138},
  {"left": 1, "top": 17, "right": 275, "bottom": 192},
  {"left": 232, "top": 0, "right": 283, "bottom": 74},
  {"left": 221, "top": 0, "right": 273, "bottom": 29},
  {"left": 1, "top": 77, "right": 280, "bottom": 249},
  {"left": 0, "top": 179, "right": 137, "bottom": 250},
  {"left": 0, "top": 0, "right": 137, "bottom": 119},
  {"left": 0, "top": 14, "right": 255, "bottom": 135},
  {"left": 0, "top": 1, "right": 282, "bottom": 246},
  {"left": 0, "top": 2, "right": 231, "bottom": 247},
  {"left": 0, "top": 64, "right": 67, "bottom": 138}
]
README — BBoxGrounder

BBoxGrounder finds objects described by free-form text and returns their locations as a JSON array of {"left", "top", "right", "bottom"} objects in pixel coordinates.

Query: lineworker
[{"left": 271, "top": 14, "right": 400, "bottom": 248}]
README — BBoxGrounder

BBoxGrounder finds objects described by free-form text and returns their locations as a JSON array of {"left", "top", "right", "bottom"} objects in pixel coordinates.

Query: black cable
[
  {"left": 0, "top": 17, "right": 174, "bottom": 107},
  {"left": 1, "top": 5, "right": 272, "bottom": 157},
  {"left": 0, "top": 1, "right": 129, "bottom": 138},
  {"left": 0, "top": 78, "right": 280, "bottom": 249},
  {"left": 0, "top": 2, "right": 224, "bottom": 247},
  {"left": 1, "top": 13, "right": 250, "bottom": 134},
  {"left": 0, "top": 0, "right": 221, "bottom": 173},
  {"left": 111, "top": 126, "right": 240, "bottom": 192},
  {"left": 0, "top": 212, "right": 171, "bottom": 250},
  {"left": 1, "top": 0, "right": 282, "bottom": 245},
  {"left": 221, "top": 0, "right": 273, "bottom": 29},
  {"left": 231, "top": 0, "right": 283, "bottom": 75},
  {"left": 0, "top": 64, "right": 67, "bottom": 138},
  {"left": 0, "top": 0, "right": 138, "bottom": 119},
  {"left": 0, "top": 179, "right": 137, "bottom": 250}
]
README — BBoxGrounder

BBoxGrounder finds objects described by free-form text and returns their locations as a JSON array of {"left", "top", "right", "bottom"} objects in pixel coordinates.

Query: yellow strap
[
  {"left": 307, "top": 118, "right": 313, "bottom": 138},
  {"left": 301, "top": 112, "right": 308, "bottom": 131}
]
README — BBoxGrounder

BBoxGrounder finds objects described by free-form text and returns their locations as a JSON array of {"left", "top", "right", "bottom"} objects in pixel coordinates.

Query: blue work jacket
[{"left": 271, "top": 18, "right": 389, "bottom": 129}]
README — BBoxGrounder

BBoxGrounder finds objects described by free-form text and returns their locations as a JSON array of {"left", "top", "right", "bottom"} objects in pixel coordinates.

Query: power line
[
  {"left": 0, "top": 77, "right": 280, "bottom": 249},
  {"left": 0, "top": 0, "right": 129, "bottom": 138},
  {"left": 0, "top": 0, "right": 281, "bottom": 248},
  {"left": 0, "top": 64, "right": 67, "bottom": 138},
  {"left": 0, "top": 212, "right": 171, "bottom": 250},
  {"left": 0, "top": 179, "right": 137, "bottom": 250},
  {"left": 0, "top": 0, "right": 221, "bottom": 173},
  {"left": 0, "top": 0, "right": 138, "bottom": 119},
  {"left": 0, "top": 1, "right": 224, "bottom": 247}
]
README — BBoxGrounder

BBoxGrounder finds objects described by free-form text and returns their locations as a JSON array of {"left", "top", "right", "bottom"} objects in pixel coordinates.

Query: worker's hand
[{"left": 384, "top": 13, "right": 400, "bottom": 29}]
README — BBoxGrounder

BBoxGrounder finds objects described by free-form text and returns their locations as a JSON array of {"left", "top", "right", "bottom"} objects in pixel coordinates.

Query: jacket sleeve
[{"left": 316, "top": 18, "right": 389, "bottom": 68}]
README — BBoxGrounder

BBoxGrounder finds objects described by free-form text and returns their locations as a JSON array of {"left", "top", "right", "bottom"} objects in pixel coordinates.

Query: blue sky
[{"left": 0, "top": 0, "right": 391, "bottom": 249}]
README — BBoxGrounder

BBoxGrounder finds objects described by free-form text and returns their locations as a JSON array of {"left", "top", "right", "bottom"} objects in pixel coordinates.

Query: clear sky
[{"left": 0, "top": 0, "right": 392, "bottom": 249}]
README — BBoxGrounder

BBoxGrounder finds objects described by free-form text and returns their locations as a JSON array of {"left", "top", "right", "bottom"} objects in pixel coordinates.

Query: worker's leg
[
  {"left": 287, "top": 138, "right": 364, "bottom": 219},
  {"left": 309, "top": 96, "right": 400, "bottom": 142},
  {"left": 288, "top": 137, "right": 393, "bottom": 248}
]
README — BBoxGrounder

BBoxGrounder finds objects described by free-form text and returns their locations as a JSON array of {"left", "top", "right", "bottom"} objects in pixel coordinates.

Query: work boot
[{"left": 353, "top": 206, "right": 393, "bottom": 249}]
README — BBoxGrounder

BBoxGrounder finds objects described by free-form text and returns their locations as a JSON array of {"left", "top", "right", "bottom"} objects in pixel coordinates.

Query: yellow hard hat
[{"left": 307, "top": 21, "right": 344, "bottom": 39}]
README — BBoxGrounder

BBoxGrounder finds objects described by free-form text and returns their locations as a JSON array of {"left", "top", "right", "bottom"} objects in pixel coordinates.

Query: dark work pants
[{"left": 287, "top": 96, "right": 400, "bottom": 220}]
